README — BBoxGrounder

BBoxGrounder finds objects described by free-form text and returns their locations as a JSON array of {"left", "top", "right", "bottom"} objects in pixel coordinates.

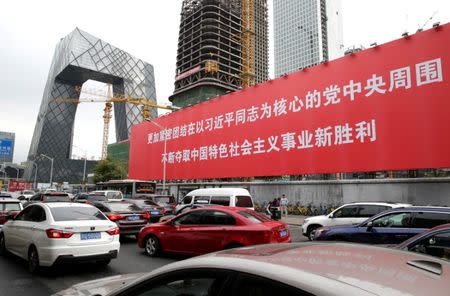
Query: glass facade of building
[
  {"left": 274, "top": 0, "right": 343, "bottom": 78},
  {"left": 24, "top": 28, "right": 157, "bottom": 183}
]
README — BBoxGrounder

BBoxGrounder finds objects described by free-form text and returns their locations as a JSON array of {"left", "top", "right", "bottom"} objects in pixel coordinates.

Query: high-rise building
[
  {"left": 170, "top": 0, "right": 269, "bottom": 108},
  {"left": 24, "top": 28, "right": 156, "bottom": 183},
  {"left": 274, "top": 0, "right": 343, "bottom": 78}
]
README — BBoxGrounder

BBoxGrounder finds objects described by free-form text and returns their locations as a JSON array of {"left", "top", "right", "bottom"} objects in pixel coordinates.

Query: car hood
[{"left": 52, "top": 273, "right": 145, "bottom": 296}]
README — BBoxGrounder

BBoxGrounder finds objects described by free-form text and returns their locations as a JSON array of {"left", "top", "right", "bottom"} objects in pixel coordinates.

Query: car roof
[
  {"left": 384, "top": 206, "right": 450, "bottom": 213},
  {"left": 187, "top": 188, "right": 250, "bottom": 196},
  {"left": 344, "top": 201, "right": 412, "bottom": 207},
  {"left": 126, "top": 243, "right": 450, "bottom": 296}
]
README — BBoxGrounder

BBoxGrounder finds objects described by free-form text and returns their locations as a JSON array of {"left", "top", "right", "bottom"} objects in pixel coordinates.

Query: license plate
[
  {"left": 127, "top": 215, "right": 140, "bottom": 221},
  {"left": 80, "top": 232, "right": 101, "bottom": 240},
  {"left": 151, "top": 211, "right": 160, "bottom": 215},
  {"left": 279, "top": 229, "right": 287, "bottom": 237}
]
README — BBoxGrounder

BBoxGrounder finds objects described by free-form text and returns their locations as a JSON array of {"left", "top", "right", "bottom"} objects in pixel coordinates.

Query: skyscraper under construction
[{"left": 170, "top": 0, "right": 268, "bottom": 108}]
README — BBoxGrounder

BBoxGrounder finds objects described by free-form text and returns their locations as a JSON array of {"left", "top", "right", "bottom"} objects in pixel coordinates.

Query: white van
[
  {"left": 91, "top": 190, "right": 123, "bottom": 201},
  {"left": 177, "top": 188, "right": 254, "bottom": 211}
]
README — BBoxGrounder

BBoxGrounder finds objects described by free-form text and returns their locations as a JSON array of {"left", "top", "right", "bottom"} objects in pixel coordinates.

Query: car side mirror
[{"left": 366, "top": 221, "right": 373, "bottom": 232}]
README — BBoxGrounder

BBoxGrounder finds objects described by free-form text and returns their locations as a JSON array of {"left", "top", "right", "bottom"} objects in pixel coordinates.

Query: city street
[{"left": 0, "top": 225, "right": 305, "bottom": 295}]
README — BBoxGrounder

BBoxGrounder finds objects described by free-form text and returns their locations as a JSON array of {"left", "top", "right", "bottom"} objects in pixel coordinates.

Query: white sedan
[{"left": 0, "top": 202, "right": 120, "bottom": 273}]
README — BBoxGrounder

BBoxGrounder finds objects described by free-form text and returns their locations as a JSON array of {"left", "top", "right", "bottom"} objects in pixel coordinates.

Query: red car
[
  {"left": 0, "top": 199, "right": 23, "bottom": 226},
  {"left": 137, "top": 206, "right": 291, "bottom": 257}
]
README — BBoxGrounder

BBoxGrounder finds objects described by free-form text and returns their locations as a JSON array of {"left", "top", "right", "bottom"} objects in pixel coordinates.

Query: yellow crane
[
  {"left": 241, "top": 0, "right": 255, "bottom": 88},
  {"left": 56, "top": 85, "right": 179, "bottom": 160}
]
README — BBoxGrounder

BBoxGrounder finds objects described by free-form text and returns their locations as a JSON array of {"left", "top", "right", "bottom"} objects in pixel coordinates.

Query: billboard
[
  {"left": 0, "top": 139, "right": 13, "bottom": 158},
  {"left": 130, "top": 24, "right": 450, "bottom": 181},
  {"left": 8, "top": 180, "right": 32, "bottom": 192}
]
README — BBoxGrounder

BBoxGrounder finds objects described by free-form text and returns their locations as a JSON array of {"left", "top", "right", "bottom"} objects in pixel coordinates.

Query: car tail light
[
  {"left": 107, "top": 213, "right": 125, "bottom": 221},
  {"left": 106, "top": 228, "right": 120, "bottom": 235},
  {"left": 142, "top": 212, "right": 151, "bottom": 220},
  {"left": 46, "top": 228, "right": 73, "bottom": 239}
]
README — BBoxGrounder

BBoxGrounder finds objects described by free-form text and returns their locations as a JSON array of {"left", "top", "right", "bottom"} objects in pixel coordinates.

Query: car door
[
  {"left": 163, "top": 210, "right": 205, "bottom": 254},
  {"left": 357, "top": 211, "right": 415, "bottom": 244},
  {"left": 193, "top": 210, "right": 237, "bottom": 254},
  {"left": 7, "top": 206, "right": 40, "bottom": 257},
  {"left": 3, "top": 206, "right": 34, "bottom": 254},
  {"left": 329, "top": 205, "right": 360, "bottom": 226}
]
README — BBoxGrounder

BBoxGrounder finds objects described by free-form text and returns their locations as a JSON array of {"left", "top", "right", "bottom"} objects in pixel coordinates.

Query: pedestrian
[{"left": 280, "top": 194, "right": 289, "bottom": 217}]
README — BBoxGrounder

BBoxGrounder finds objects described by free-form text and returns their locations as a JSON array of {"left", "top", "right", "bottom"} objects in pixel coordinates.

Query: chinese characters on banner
[{"left": 130, "top": 24, "right": 450, "bottom": 181}]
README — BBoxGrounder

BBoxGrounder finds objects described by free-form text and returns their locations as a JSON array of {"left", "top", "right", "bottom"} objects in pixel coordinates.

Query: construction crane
[
  {"left": 241, "top": 0, "right": 255, "bottom": 89},
  {"left": 56, "top": 85, "right": 179, "bottom": 160}
]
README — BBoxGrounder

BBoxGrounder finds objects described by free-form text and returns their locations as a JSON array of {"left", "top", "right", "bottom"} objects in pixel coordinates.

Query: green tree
[{"left": 93, "top": 158, "right": 127, "bottom": 183}]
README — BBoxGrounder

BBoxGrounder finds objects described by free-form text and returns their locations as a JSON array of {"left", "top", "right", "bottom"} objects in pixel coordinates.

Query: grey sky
[{"left": 0, "top": 0, "right": 448, "bottom": 164}]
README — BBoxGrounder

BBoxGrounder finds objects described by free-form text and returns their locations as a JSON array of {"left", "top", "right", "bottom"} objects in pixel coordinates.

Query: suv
[
  {"left": 302, "top": 202, "right": 411, "bottom": 240},
  {"left": 313, "top": 207, "right": 450, "bottom": 244}
]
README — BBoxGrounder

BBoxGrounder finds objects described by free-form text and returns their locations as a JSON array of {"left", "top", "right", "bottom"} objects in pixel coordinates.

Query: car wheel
[
  {"left": 225, "top": 243, "right": 243, "bottom": 250},
  {"left": 307, "top": 225, "right": 321, "bottom": 241},
  {"left": 144, "top": 235, "right": 161, "bottom": 257},
  {"left": 0, "top": 234, "right": 6, "bottom": 256},
  {"left": 28, "top": 246, "right": 40, "bottom": 274}
]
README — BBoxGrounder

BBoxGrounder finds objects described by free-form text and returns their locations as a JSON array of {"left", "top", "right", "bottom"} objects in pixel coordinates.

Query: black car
[
  {"left": 127, "top": 199, "right": 164, "bottom": 223},
  {"left": 313, "top": 207, "right": 450, "bottom": 245},
  {"left": 24, "top": 192, "right": 71, "bottom": 207},
  {"left": 396, "top": 223, "right": 450, "bottom": 261},
  {"left": 73, "top": 193, "right": 108, "bottom": 204},
  {"left": 91, "top": 201, "right": 150, "bottom": 236}
]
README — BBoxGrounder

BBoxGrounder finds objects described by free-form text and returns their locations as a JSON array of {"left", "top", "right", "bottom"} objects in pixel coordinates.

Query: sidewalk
[{"left": 280, "top": 215, "right": 306, "bottom": 226}]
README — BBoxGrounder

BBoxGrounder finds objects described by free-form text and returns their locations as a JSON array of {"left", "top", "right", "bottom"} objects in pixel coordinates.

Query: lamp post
[
  {"left": 145, "top": 119, "right": 167, "bottom": 194},
  {"left": 40, "top": 154, "right": 54, "bottom": 188}
]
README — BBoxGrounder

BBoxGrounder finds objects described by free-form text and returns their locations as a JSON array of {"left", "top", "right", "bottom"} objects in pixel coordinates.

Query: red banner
[
  {"left": 8, "top": 180, "right": 32, "bottom": 192},
  {"left": 130, "top": 24, "right": 450, "bottom": 181}
]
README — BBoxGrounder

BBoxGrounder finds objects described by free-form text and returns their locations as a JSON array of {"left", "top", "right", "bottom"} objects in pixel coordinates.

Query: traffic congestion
[{"left": 0, "top": 183, "right": 449, "bottom": 295}]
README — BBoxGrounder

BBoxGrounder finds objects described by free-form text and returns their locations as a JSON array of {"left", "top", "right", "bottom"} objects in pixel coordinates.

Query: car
[
  {"left": 396, "top": 223, "right": 450, "bottom": 261},
  {"left": 152, "top": 195, "right": 176, "bottom": 215},
  {"left": 73, "top": 193, "right": 108, "bottom": 204},
  {"left": 126, "top": 199, "right": 165, "bottom": 223},
  {"left": 0, "top": 202, "right": 120, "bottom": 273},
  {"left": 54, "top": 243, "right": 450, "bottom": 296},
  {"left": 176, "top": 188, "right": 255, "bottom": 211},
  {"left": 302, "top": 202, "right": 412, "bottom": 240},
  {"left": 91, "top": 190, "right": 123, "bottom": 201},
  {"left": 0, "top": 198, "right": 23, "bottom": 226},
  {"left": 25, "top": 192, "right": 71, "bottom": 207},
  {"left": 91, "top": 201, "right": 151, "bottom": 236},
  {"left": 159, "top": 203, "right": 215, "bottom": 223},
  {"left": 313, "top": 207, "right": 450, "bottom": 244},
  {"left": 137, "top": 206, "right": 290, "bottom": 257},
  {"left": 17, "top": 190, "right": 35, "bottom": 201}
]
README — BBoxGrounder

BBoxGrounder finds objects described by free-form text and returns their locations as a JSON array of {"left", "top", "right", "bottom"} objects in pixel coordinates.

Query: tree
[{"left": 93, "top": 158, "right": 127, "bottom": 183}]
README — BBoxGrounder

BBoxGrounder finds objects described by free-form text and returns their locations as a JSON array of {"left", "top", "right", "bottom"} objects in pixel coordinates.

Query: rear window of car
[
  {"left": 0, "top": 203, "right": 21, "bottom": 211},
  {"left": 106, "top": 192, "right": 122, "bottom": 199},
  {"left": 107, "top": 202, "right": 142, "bottom": 212},
  {"left": 412, "top": 212, "right": 450, "bottom": 228},
  {"left": 87, "top": 195, "right": 108, "bottom": 202},
  {"left": 236, "top": 196, "right": 253, "bottom": 208},
  {"left": 50, "top": 207, "right": 107, "bottom": 221},
  {"left": 239, "top": 211, "right": 271, "bottom": 223}
]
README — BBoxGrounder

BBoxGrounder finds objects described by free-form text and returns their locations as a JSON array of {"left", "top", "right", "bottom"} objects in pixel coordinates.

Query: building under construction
[{"left": 170, "top": 0, "right": 268, "bottom": 108}]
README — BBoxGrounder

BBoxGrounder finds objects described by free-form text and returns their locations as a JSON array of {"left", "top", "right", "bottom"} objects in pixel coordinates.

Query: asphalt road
[{"left": 0, "top": 225, "right": 305, "bottom": 296}]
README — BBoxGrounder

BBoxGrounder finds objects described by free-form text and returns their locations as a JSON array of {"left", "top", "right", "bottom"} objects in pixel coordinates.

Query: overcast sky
[{"left": 0, "top": 0, "right": 449, "bottom": 164}]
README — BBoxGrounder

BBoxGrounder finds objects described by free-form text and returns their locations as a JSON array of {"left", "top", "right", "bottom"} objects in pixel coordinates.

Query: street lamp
[
  {"left": 73, "top": 145, "right": 87, "bottom": 184},
  {"left": 40, "top": 154, "right": 54, "bottom": 188},
  {"left": 144, "top": 119, "right": 167, "bottom": 194}
]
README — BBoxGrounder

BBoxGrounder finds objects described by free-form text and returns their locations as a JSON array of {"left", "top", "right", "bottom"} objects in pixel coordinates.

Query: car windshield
[
  {"left": 239, "top": 210, "right": 271, "bottom": 223},
  {"left": 107, "top": 202, "right": 142, "bottom": 212},
  {"left": 1, "top": 203, "right": 21, "bottom": 211},
  {"left": 50, "top": 206, "right": 107, "bottom": 221},
  {"left": 43, "top": 195, "right": 70, "bottom": 202}
]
